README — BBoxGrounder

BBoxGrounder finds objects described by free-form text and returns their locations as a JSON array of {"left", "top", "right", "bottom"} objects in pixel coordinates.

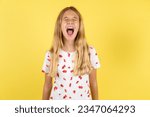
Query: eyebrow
[
  {"left": 73, "top": 16, "right": 78, "bottom": 19},
  {"left": 63, "top": 16, "right": 78, "bottom": 19}
]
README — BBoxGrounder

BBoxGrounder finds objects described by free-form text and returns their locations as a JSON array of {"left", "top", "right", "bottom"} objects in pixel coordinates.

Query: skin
[
  {"left": 42, "top": 73, "right": 52, "bottom": 100},
  {"left": 89, "top": 69, "right": 99, "bottom": 100},
  {"left": 42, "top": 9, "right": 99, "bottom": 100},
  {"left": 61, "top": 9, "right": 79, "bottom": 52}
]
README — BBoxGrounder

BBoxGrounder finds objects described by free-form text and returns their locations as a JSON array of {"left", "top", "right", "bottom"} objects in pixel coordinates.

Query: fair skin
[
  {"left": 89, "top": 69, "right": 99, "bottom": 100},
  {"left": 42, "top": 73, "right": 52, "bottom": 100},
  {"left": 42, "top": 9, "right": 99, "bottom": 100}
]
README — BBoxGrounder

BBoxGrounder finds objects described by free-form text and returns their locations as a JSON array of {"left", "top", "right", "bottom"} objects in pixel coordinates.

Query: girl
[{"left": 42, "top": 6, "right": 100, "bottom": 100}]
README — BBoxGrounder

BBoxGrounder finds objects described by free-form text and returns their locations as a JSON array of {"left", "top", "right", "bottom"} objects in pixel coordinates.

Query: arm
[
  {"left": 89, "top": 69, "right": 99, "bottom": 100},
  {"left": 42, "top": 73, "right": 53, "bottom": 100}
]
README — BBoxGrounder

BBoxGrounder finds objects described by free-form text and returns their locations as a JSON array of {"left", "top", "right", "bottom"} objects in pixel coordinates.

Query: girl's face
[{"left": 61, "top": 10, "right": 79, "bottom": 42}]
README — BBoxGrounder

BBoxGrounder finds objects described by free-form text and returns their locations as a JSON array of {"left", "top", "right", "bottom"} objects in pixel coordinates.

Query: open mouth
[{"left": 66, "top": 27, "right": 74, "bottom": 36}]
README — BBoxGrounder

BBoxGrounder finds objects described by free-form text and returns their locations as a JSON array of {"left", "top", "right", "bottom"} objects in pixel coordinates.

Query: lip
[
  {"left": 66, "top": 26, "right": 75, "bottom": 35},
  {"left": 66, "top": 26, "right": 75, "bottom": 30}
]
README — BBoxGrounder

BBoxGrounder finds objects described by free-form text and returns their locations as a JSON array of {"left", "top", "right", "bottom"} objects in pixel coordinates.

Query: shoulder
[
  {"left": 88, "top": 45, "right": 97, "bottom": 54},
  {"left": 45, "top": 50, "right": 52, "bottom": 58},
  {"left": 88, "top": 45, "right": 100, "bottom": 69},
  {"left": 89, "top": 45, "right": 95, "bottom": 49}
]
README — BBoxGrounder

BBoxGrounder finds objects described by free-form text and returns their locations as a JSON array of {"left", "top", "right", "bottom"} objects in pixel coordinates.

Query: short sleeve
[
  {"left": 41, "top": 51, "right": 51, "bottom": 73},
  {"left": 89, "top": 46, "right": 101, "bottom": 69}
]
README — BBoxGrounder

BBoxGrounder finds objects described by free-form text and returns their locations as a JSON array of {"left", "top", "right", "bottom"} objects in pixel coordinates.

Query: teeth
[
  {"left": 67, "top": 26, "right": 74, "bottom": 29},
  {"left": 66, "top": 26, "right": 74, "bottom": 35},
  {"left": 67, "top": 28, "right": 73, "bottom": 30},
  {"left": 66, "top": 27, "right": 74, "bottom": 31},
  {"left": 66, "top": 28, "right": 74, "bottom": 35},
  {"left": 67, "top": 29, "right": 74, "bottom": 32}
]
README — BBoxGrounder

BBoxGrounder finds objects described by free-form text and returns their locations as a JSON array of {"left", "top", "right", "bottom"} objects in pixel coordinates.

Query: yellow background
[{"left": 0, "top": 0, "right": 150, "bottom": 99}]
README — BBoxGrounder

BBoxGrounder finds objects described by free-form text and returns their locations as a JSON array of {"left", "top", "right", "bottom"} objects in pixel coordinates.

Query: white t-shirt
[{"left": 42, "top": 46, "right": 100, "bottom": 100}]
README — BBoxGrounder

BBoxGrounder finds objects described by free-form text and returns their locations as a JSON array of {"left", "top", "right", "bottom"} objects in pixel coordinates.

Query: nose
[{"left": 67, "top": 19, "right": 74, "bottom": 25}]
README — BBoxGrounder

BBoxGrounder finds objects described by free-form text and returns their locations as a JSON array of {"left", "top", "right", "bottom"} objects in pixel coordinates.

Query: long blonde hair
[{"left": 48, "top": 6, "right": 93, "bottom": 77}]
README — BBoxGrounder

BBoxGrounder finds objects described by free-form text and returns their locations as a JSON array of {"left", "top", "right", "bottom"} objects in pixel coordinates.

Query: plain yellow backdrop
[{"left": 0, "top": 0, "right": 150, "bottom": 99}]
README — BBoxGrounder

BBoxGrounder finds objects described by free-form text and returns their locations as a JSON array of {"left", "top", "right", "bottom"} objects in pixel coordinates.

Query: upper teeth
[{"left": 67, "top": 26, "right": 73, "bottom": 29}]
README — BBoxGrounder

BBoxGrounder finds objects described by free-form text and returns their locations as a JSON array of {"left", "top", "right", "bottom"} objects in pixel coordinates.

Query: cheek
[
  {"left": 61, "top": 24, "right": 66, "bottom": 33},
  {"left": 76, "top": 23, "right": 79, "bottom": 31}
]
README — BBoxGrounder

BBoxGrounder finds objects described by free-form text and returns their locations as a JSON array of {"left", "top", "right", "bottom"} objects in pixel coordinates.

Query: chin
[
  {"left": 65, "top": 36, "right": 76, "bottom": 41},
  {"left": 64, "top": 33, "right": 77, "bottom": 41}
]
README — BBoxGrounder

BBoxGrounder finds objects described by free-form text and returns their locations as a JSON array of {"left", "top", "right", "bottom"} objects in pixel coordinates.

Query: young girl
[{"left": 42, "top": 6, "right": 100, "bottom": 100}]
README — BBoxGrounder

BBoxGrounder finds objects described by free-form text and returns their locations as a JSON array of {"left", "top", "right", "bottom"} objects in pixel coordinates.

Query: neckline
[{"left": 60, "top": 48, "right": 77, "bottom": 54}]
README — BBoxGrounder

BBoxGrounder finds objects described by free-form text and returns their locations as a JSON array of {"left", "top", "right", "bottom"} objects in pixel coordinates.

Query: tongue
[{"left": 68, "top": 30, "right": 73, "bottom": 35}]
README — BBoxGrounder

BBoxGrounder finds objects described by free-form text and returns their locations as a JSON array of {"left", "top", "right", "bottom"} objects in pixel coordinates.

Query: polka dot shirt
[{"left": 42, "top": 46, "right": 100, "bottom": 100}]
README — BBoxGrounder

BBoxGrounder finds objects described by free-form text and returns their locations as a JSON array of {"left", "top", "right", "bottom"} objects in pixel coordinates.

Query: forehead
[{"left": 62, "top": 10, "right": 79, "bottom": 19}]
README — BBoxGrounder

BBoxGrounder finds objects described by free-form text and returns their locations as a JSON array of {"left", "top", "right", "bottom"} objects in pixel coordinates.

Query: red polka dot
[
  {"left": 69, "top": 96, "right": 71, "bottom": 99},
  {"left": 76, "top": 81, "right": 79, "bottom": 84},
  {"left": 73, "top": 90, "right": 76, "bottom": 94},
  {"left": 57, "top": 73, "right": 59, "bottom": 77},
  {"left": 60, "top": 84, "right": 64, "bottom": 87},
  {"left": 68, "top": 66, "right": 70, "bottom": 69},
  {"left": 63, "top": 95, "right": 67, "bottom": 99},
  {"left": 96, "top": 62, "right": 98, "bottom": 64},
  {"left": 64, "top": 89, "right": 67, "bottom": 92},
  {"left": 46, "top": 64, "right": 49, "bottom": 67},
  {"left": 80, "top": 94, "right": 82, "bottom": 97},
  {"left": 62, "top": 65, "right": 66, "bottom": 69},
  {"left": 78, "top": 86, "right": 83, "bottom": 89},
  {"left": 64, "top": 59, "right": 66, "bottom": 62},
  {"left": 47, "top": 58, "right": 51, "bottom": 61},
  {"left": 54, "top": 86, "right": 58, "bottom": 91},
  {"left": 79, "top": 76, "right": 82, "bottom": 80},
  {"left": 70, "top": 77, "right": 73, "bottom": 80},
  {"left": 70, "top": 70, "right": 74, "bottom": 73},
  {"left": 59, "top": 55, "right": 63, "bottom": 57},
  {"left": 69, "top": 83, "right": 71, "bottom": 87},
  {"left": 68, "top": 53, "right": 70, "bottom": 57},
  {"left": 62, "top": 70, "right": 67, "bottom": 73},
  {"left": 63, "top": 78, "right": 66, "bottom": 81}
]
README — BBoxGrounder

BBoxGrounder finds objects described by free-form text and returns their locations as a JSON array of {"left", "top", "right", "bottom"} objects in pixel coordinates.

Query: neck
[{"left": 63, "top": 41, "right": 75, "bottom": 52}]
